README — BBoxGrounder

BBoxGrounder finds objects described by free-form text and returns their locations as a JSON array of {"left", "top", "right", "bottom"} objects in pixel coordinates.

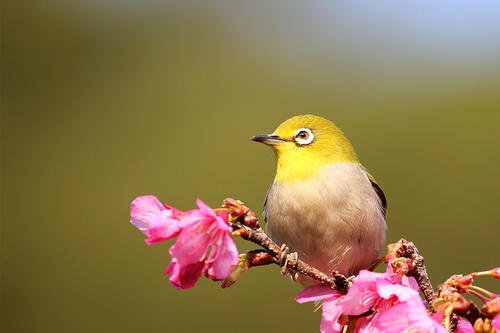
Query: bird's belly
[{"left": 264, "top": 164, "right": 386, "bottom": 276}]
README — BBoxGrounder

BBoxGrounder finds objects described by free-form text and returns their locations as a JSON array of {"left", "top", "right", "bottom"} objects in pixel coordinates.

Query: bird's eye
[
  {"left": 298, "top": 131, "right": 309, "bottom": 139},
  {"left": 294, "top": 128, "right": 314, "bottom": 145}
]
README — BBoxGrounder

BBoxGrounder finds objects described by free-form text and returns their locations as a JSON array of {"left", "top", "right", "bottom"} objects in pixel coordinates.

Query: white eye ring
[{"left": 294, "top": 128, "right": 314, "bottom": 145}]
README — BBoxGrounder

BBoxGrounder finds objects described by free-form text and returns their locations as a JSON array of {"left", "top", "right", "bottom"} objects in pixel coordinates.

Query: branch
[
  {"left": 222, "top": 198, "right": 347, "bottom": 292},
  {"left": 402, "top": 240, "right": 437, "bottom": 305},
  {"left": 133, "top": 195, "right": 498, "bottom": 333},
  {"left": 232, "top": 223, "right": 348, "bottom": 293},
  {"left": 223, "top": 200, "right": 437, "bottom": 300}
]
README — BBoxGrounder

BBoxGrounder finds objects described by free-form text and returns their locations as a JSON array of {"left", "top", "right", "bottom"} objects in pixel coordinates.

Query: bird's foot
[
  {"left": 278, "top": 244, "right": 299, "bottom": 281},
  {"left": 286, "top": 252, "right": 299, "bottom": 281},
  {"left": 278, "top": 243, "right": 289, "bottom": 267},
  {"left": 331, "top": 271, "right": 350, "bottom": 292}
]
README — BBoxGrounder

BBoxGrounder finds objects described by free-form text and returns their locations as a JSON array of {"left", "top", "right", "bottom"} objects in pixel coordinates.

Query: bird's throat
[{"left": 274, "top": 153, "right": 345, "bottom": 183}]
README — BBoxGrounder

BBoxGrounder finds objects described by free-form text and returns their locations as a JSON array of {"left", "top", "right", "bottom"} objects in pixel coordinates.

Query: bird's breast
[{"left": 264, "top": 162, "right": 386, "bottom": 276}]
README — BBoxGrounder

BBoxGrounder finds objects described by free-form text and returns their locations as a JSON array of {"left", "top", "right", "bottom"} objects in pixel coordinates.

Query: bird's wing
[
  {"left": 262, "top": 187, "right": 270, "bottom": 224},
  {"left": 367, "top": 174, "right": 387, "bottom": 217}
]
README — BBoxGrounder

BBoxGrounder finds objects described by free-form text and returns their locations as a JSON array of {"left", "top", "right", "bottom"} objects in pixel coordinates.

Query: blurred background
[{"left": 2, "top": 1, "right": 500, "bottom": 332}]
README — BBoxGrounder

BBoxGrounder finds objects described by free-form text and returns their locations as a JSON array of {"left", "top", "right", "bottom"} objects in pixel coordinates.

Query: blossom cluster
[
  {"left": 295, "top": 256, "right": 499, "bottom": 333},
  {"left": 130, "top": 195, "right": 499, "bottom": 332},
  {"left": 432, "top": 269, "right": 500, "bottom": 332},
  {"left": 130, "top": 195, "right": 238, "bottom": 289},
  {"left": 296, "top": 266, "right": 447, "bottom": 333}
]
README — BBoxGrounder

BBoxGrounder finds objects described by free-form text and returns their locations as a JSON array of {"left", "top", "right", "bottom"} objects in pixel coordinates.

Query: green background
[{"left": 2, "top": 1, "right": 499, "bottom": 332}]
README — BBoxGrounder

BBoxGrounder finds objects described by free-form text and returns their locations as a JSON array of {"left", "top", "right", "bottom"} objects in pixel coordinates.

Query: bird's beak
[{"left": 251, "top": 134, "right": 287, "bottom": 145}]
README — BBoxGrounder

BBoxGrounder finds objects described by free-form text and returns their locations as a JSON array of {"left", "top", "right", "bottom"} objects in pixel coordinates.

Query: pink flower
[
  {"left": 164, "top": 258, "right": 205, "bottom": 290},
  {"left": 493, "top": 315, "right": 500, "bottom": 330},
  {"left": 356, "top": 296, "right": 447, "bottom": 332},
  {"left": 454, "top": 319, "right": 475, "bottom": 333},
  {"left": 337, "top": 267, "right": 419, "bottom": 316},
  {"left": 166, "top": 199, "right": 238, "bottom": 289},
  {"left": 296, "top": 268, "right": 442, "bottom": 333},
  {"left": 430, "top": 313, "right": 476, "bottom": 333},
  {"left": 295, "top": 285, "right": 344, "bottom": 333},
  {"left": 492, "top": 267, "right": 500, "bottom": 279},
  {"left": 130, "top": 196, "right": 239, "bottom": 289},
  {"left": 130, "top": 195, "right": 182, "bottom": 244}
]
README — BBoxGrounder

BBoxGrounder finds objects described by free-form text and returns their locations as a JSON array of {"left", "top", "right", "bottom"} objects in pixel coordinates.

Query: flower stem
[
  {"left": 467, "top": 289, "right": 489, "bottom": 303},
  {"left": 468, "top": 285, "right": 496, "bottom": 299},
  {"left": 232, "top": 223, "right": 349, "bottom": 292}
]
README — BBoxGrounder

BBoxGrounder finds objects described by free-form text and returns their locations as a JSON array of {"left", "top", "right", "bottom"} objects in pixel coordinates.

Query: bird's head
[{"left": 252, "top": 114, "right": 359, "bottom": 183}]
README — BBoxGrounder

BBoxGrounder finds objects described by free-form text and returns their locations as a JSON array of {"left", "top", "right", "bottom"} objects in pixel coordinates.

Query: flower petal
[
  {"left": 402, "top": 275, "right": 419, "bottom": 291},
  {"left": 205, "top": 233, "right": 239, "bottom": 281},
  {"left": 320, "top": 300, "right": 344, "bottom": 333},
  {"left": 455, "top": 319, "right": 475, "bottom": 333},
  {"left": 492, "top": 314, "right": 500, "bottom": 330},
  {"left": 295, "top": 285, "right": 342, "bottom": 304},
  {"left": 196, "top": 199, "right": 217, "bottom": 218},
  {"left": 144, "top": 210, "right": 181, "bottom": 244},
  {"left": 353, "top": 316, "right": 375, "bottom": 333},
  {"left": 196, "top": 199, "right": 231, "bottom": 230},
  {"left": 165, "top": 259, "right": 204, "bottom": 290},
  {"left": 170, "top": 223, "right": 211, "bottom": 265},
  {"left": 130, "top": 195, "right": 165, "bottom": 232},
  {"left": 376, "top": 280, "right": 419, "bottom": 302},
  {"left": 178, "top": 210, "right": 205, "bottom": 228},
  {"left": 337, "top": 272, "right": 380, "bottom": 316},
  {"left": 369, "top": 296, "right": 447, "bottom": 333}
]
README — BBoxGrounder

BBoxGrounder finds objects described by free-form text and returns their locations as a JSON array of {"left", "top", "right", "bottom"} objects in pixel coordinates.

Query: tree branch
[
  {"left": 224, "top": 200, "right": 437, "bottom": 301},
  {"left": 401, "top": 240, "right": 437, "bottom": 305},
  {"left": 232, "top": 223, "right": 349, "bottom": 293}
]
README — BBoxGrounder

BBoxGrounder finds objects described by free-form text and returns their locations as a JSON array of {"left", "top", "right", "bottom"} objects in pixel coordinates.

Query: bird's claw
[
  {"left": 278, "top": 244, "right": 289, "bottom": 266},
  {"left": 287, "top": 252, "right": 299, "bottom": 281},
  {"left": 279, "top": 244, "right": 289, "bottom": 274},
  {"left": 331, "top": 271, "right": 350, "bottom": 292},
  {"left": 278, "top": 244, "right": 298, "bottom": 279}
]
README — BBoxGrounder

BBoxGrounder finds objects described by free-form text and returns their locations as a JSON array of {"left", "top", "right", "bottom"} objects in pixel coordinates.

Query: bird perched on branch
[{"left": 252, "top": 115, "right": 386, "bottom": 283}]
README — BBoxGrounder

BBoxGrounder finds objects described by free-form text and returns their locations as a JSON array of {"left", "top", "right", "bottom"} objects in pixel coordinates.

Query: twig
[
  {"left": 391, "top": 241, "right": 462, "bottom": 329},
  {"left": 232, "top": 223, "right": 349, "bottom": 293},
  {"left": 224, "top": 200, "right": 435, "bottom": 299},
  {"left": 401, "top": 240, "right": 437, "bottom": 306},
  {"left": 223, "top": 198, "right": 478, "bottom": 333}
]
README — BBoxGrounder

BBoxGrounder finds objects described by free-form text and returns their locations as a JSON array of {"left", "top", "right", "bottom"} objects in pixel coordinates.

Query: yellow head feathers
[{"left": 252, "top": 114, "right": 359, "bottom": 183}]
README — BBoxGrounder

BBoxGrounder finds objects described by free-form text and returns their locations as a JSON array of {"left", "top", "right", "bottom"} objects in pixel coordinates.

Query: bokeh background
[{"left": 2, "top": 1, "right": 500, "bottom": 332}]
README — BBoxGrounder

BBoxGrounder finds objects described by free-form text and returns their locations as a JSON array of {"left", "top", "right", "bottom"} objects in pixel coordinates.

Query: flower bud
[
  {"left": 232, "top": 228, "right": 249, "bottom": 237},
  {"left": 442, "top": 274, "right": 473, "bottom": 293},
  {"left": 221, "top": 257, "right": 248, "bottom": 289},
  {"left": 453, "top": 297, "right": 481, "bottom": 323},
  {"left": 389, "top": 257, "right": 413, "bottom": 276},
  {"left": 385, "top": 239, "right": 413, "bottom": 265},
  {"left": 243, "top": 214, "right": 259, "bottom": 229},
  {"left": 248, "top": 251, "right": 274, "bottom": 266},
  {"left": 493, "top": 267, "right": 500, "bottom": 279},
  {"left": 222, "top": 198, "right": 260, "bottom": 229},
  {"left": 473, "top": 318, "right": 493, "bottom": 332},
  {"left": 482, "top": 297, "right": 500, "bottom": 319}
]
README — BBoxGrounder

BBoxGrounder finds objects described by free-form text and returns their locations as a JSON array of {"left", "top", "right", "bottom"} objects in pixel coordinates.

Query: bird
[{"left": 252, "top": 114, "right": 387, "bottom": 283}]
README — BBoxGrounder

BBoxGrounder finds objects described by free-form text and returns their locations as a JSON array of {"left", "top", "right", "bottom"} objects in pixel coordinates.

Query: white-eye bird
[{"left": 252, "top": 115, "right": 387, "bottom": 282}]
